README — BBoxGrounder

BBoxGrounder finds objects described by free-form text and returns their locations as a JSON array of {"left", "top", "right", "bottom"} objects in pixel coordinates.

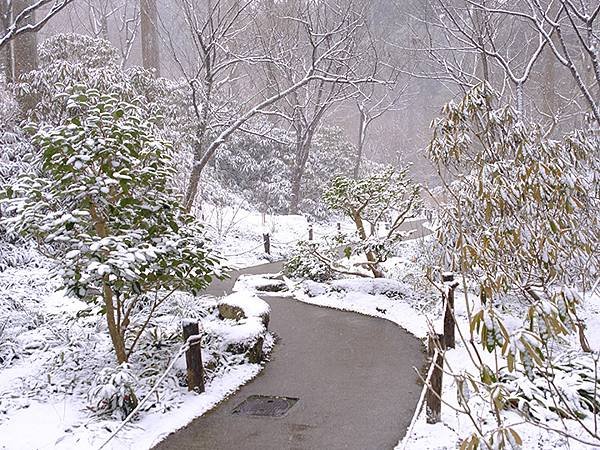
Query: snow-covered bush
[
  {"left": 500, "top": 352, "right": 600, "bottom": 422},
  {"left": 213, "top": 126, "right": 291, "bottom": 213},
  {"left": 17, "top": 33, "right": 186, "bottom": 130},
  {"left": 0, "top": 129, "right": 36, "bottom": 246},
  {"left": 284, "top": 241, "right": 335, "bottom": 282},
  {"left": 87, "top": 363, "right": 138, "bottom": 420},
  {"left": 3, "top": 89, "right": 223, "bottom": 363},
  {"left": 299, "top": 126, "right": 356, "bottom": 218},
  {"left": 211, "top": 125, "right": 356, "bottom": 217},
  {"left": 429, "top": 83, "right": 600, "bottom": 447},
  {"left": 0, "top": 80, "right": 38, "bottom": 250},
  {"left": 38, "top": 33, "right": 121, "bottom": 68},
  {"left": 323, "top": 167, "right": 422, "bottom": 277}
]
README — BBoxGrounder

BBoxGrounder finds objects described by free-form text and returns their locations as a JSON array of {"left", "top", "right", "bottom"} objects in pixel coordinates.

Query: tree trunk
[
  {"left": 288, "top": 134, "right": 313, "bottom": 215},
  {"left": 353, "top": 108, "right": 366, "bottom": 179},
  {"left": 289, "top": 171, "right": 302, "bottom": 215},
  {"left": 140, "top": 0, "right": 160, "bottom": 76},
  {"left": 103, "top": 278, "right": 128, "bottom": 363},
  {"left": 515, "top": 80, "right": 524, "bottom": 119},
  {"left": 351, "top": 210, "right": 384, "bottom": 278},
  {"left": 0, "top": 0, "right": 12, "bottom": 82},
  {"left": 184, "top": 162, "right": 202, "bottom": 212},
  {"left": 90, "top": 200, "right": 128, "bottom": 363},
  {"left": 12, "top": 0, "right": 37, "bottom": 80}
]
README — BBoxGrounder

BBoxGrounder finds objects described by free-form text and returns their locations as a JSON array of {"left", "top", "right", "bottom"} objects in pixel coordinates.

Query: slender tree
[
  {"left": 161, "top": 0, "right": 382, "bottom": 213},
  {"left": 140, "top": 0, "right": 159, "bottom": 75}
]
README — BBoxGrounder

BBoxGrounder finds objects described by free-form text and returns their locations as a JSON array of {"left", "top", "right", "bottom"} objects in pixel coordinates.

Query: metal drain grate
[{"left": 232, "top": 395, "right": 298, "bottom": 417}]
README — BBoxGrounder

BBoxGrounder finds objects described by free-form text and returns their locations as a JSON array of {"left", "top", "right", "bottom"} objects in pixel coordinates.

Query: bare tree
[
  {"left": 352, "top": 81, "right": 408, "bottom": 178},
  {"left": 465, "top": 0, "right": 600, "bottom": 124},
  {"left": 67, "top": 0, "right": 140, "bottom": 67},
  {"left": 405, "top": 0, "right": 550, "bottom": 118},
  {"left": 0, "top": 0, "right": 72, "bottom": 50},
  {"left": 254, "top": 0, "right": 385, "bottom": 213},
  {"left": 160, "top": 0, "right": 382, "bottom": 213}
]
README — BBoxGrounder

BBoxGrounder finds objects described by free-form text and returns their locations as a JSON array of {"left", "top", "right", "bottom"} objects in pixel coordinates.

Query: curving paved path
[{"left": 153, "top": 221, "right": 428, "bottom": 450}]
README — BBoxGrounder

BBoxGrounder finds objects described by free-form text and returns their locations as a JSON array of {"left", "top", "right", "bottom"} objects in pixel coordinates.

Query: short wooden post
[
  {"left": 182, "top": 320, "right": 204, "bottom": 393},
  {"left": 442, "top": 272, "right": 457, "bottom": 349},
  {"left": 263, "top": 233, "right": 271, "bottom": 254},
  {"left": 308, "top": 224, "right": 313, "bottom": 241},
  {"left": 426, "top": 333, "right": 444, "bottom": 424}
]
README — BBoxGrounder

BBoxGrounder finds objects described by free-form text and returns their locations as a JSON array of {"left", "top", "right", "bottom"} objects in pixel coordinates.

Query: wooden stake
[
  {"left": 442, "top": 273, "right": 457, "bottom": 349},
  {"left": 182, "top": 320, "right": 204, "bottom": 392},
  {"left": 426, "top": 333, "right": 444, "bottom": 424}
]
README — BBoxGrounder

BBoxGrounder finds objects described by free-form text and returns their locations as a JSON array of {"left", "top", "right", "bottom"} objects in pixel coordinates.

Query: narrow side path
[{"left": 154, "top": 221, "right": 428, "bottom": 450}]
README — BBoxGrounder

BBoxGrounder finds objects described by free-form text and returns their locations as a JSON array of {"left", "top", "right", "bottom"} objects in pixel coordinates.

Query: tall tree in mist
[{"left": 140, "top": 0, "right": 160, "bottom": 75}]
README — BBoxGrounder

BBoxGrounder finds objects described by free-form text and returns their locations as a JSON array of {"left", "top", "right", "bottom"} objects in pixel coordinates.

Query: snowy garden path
[{"left": 153, "top": 220, "right": 429, "bottom": 450}]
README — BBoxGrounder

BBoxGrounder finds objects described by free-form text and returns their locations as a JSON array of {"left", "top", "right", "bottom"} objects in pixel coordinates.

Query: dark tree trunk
[
  {"left": 12, "top": 0, "right": 37, "bottom": 80},
  {"left": 140, "top": 0, "right": 160, "bottom": 76},
  {"left": 0, "top": 0, "right": 12, "bottom": 81},
  {"left": 288, "top": 136, "right": 311, "bottom": 215},
  {"left": 289, "top": 171, "right": 302, "bottom": 215}
]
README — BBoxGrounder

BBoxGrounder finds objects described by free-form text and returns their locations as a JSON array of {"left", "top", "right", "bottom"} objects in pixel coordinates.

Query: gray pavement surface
[{"left": 153, "top": 220, "right": 428, "bottom": 450}]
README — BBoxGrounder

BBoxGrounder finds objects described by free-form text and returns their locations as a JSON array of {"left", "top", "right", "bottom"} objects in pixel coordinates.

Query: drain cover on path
[{"left": 231, "top": 395, "right": 298, "bottom": 417}]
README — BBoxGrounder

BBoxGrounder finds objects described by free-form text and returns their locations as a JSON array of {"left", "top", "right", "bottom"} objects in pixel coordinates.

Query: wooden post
[
  {"left": 442, "top": 272, "right": 457, "bottom": 349},
  {"left": 308, "top": 224, "right": 313, "bottom": 241},
  {"left": 426, "top": 333, "right": 444, "bottom": 424},
  {"left": 182, "top": 320, "right": 204, "bottom": 393},
  {"left": 263, "top": 233, "right": 271, "bottom": 255},
  {"left": 337, "top": 222, "right": 341, "bottom": 232}
]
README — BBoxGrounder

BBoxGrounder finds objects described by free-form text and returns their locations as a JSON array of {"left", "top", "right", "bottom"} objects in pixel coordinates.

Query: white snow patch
[{"left": 218, "top": 291, "right": 270, "bottom": 318}]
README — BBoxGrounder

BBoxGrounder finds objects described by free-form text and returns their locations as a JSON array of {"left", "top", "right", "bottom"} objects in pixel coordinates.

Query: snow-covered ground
[
  {"left": 0, "top": 261, "right": 273, "bottom": 450},
  {"left": 201, "top": 204, "right": 354, "bottom": 268}
]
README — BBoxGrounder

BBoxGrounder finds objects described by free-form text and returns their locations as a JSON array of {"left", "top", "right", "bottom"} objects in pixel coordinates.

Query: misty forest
[{"left": 0, "top": 1, "right": 599, "bottom": 449}]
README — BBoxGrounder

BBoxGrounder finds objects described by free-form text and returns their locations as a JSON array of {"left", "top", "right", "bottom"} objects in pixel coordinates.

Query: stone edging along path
[{"left": 153, "top": 220, "right": 429, "bottom": 450}]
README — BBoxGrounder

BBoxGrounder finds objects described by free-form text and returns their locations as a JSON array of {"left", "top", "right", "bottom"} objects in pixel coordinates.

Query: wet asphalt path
[{"left": 153, "top": 220, "right": 428, "bottom": 450}]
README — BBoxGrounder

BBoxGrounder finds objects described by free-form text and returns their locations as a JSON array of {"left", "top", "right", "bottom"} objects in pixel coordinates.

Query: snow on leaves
[{"left": 2, "top": 89, "right": 223, "bottom": 363}]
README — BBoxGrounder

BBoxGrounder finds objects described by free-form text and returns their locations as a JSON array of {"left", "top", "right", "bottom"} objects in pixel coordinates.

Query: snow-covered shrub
[
  {"left": 299, "top": 126, "right": 356, "bottom": 218},
  {"left": 212, "top": 126, "right": 291, "bottom": 214},
  {"left": 3, "top": 89, "right": 223, "bottom": 363},
  {"left": 0, "top": 130, "right": 36, "bottom": 244},
  {"left": 0, "top": 242, "right": 43, "bottom": 272},
  {"left": 0, "top": 82, "right": 37, "bottom": 245},
  {"left": 38, "top": 33, "right": 121, "bottom": 68},
  {"left": 210, "top": 125, "right": 357, "bottom": 217},
  {"left": 0, "top": 76, "right": 19, "bottom": 125},
  {"left": 323, "top": 167, "right": 422, "bottom": 277},
  {"left": 284, "top": 241, "right": 334, "bottom": 282},
  {"left": 500, "top": 352, "right": 600, "bottom": 422},
  {"left": 429, "top": 83, "right": 600, "bottom": 447},
  {"left": 87, "top": 363, "right": 138, "bottom": 420},
  {"left": 17, "top": 33, "right": 185, "bottom": 129}
]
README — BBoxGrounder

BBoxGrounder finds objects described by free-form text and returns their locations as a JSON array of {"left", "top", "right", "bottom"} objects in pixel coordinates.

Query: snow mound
[
  {"left": 217, "top": 291, "right": 270, "bottom": 319},
  {"left": 331, "top": 278, "right": 411, "bottom": 297},
  {"left": 233, "top": 274, "right": 286, "bottom": 293},
  {"left": 204, "top": 318, "right": 266, "bottom": 347}
]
